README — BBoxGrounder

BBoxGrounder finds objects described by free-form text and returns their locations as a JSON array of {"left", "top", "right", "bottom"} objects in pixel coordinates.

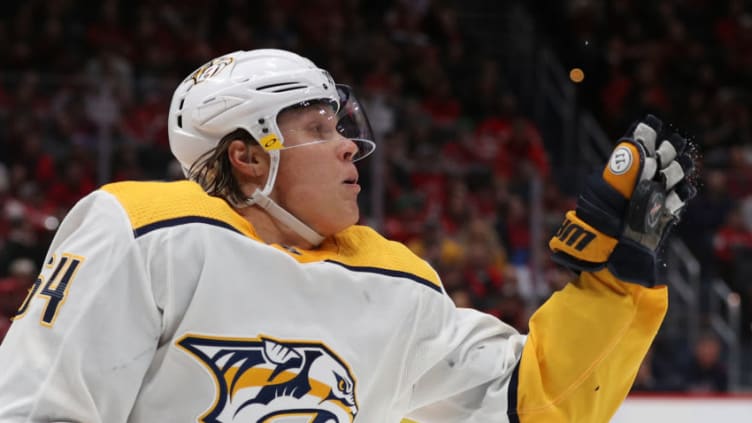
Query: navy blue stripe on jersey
[
  {"left": 506, "top": 360, "right": 521, "bottom": 423},
  {"left": 134, "top": 216, "right": 241, "bottom": 238},
  {"left": 324, "top": 260, "right": 442, "bottom": 294}
]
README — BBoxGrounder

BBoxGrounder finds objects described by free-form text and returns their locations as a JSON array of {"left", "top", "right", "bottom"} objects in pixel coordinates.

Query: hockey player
[{"left": 0, "top": 49, "right": 696, "bottom": 422}]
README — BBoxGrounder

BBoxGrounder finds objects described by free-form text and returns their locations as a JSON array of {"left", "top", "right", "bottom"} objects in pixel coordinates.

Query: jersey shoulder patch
[{"left": 101, "top": 180, "right": 258, "bottom": 239}]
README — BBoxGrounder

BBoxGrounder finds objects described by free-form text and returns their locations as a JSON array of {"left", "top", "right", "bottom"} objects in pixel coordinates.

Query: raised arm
[
  {"left": 515, "top": 115, "right": 697, "bottom": 422},
  {"left": 402, "top": 115, "right": 697, "bottom": 423}
]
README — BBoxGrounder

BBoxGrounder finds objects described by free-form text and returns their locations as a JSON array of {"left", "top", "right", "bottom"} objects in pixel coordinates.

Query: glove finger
[
  {"left": 669, "top": 133, "right": 688, "bottom": 154},
  {"left": 664, "top": 190, "right": 685, "bottom": 216},
  {"left": 643, "top": 114, "right": 663, "bottom": 134},
  {"left": 656, "top": 134, "right": 687, "bottom": 168},
  {"left": 659, "top": 147, "right": 696, "bottom": 190},
  {"left": 633, "top": 119, "right": 659, "bottom": 156},
  {"left": 659, "top": 161, "right": 684, "bottom": 190},
  {"left": 640, "top": 156, "right": 658, "bottom": 181},
  {"left": 676, "top": 152, "right": 696, "bottom": 177},
  {"left": 675, "top": 180, "right": 698, "bottom": 202},
  {"left": 665, "top": 181, "right": 698, "bottom": 216}
]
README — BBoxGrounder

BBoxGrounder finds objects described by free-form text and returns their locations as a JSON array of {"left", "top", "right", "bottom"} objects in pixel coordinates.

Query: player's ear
[{"left": 228, "top": 140, "right": 269, "bottom": 179}]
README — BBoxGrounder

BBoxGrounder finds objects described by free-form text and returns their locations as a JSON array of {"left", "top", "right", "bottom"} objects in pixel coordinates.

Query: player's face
[{"left": 273, "top": 103, "right": 361, "bottom": 236}]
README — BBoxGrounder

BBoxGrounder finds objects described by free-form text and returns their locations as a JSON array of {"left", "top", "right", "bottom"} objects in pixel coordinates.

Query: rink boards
[{"left": 611, "top": 394, "right": 752, "bottom": 422}]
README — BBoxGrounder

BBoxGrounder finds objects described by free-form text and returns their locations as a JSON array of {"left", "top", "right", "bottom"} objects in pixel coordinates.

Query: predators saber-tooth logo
[
  {"left": 186, "top": 56, "right": 234, "bottom": 85},
  {"left": 177, "top": 334, "right": 358, "bottom": 423}
]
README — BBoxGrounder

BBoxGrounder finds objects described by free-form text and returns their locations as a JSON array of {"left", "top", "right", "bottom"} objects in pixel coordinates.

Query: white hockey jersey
[{"left": 0, "top": 181, "right": 668, "bottom": 423}]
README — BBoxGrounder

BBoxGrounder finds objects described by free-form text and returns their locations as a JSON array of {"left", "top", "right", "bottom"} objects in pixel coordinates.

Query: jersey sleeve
[
  {"left": 511, "top": 269, "right": 667, "bottom": 422},
  {"left": 0, "top": 190, "right": 161, "bottom": 423},
  {"left": 399, "top": 289, "right": 526, "bottom": 422},
  {"left": 400, "top": 268, "right": 667, "bottom": 423}
]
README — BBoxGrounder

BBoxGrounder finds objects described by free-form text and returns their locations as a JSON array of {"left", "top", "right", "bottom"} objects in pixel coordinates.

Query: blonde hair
[{"left": 187, "top": 129, "right": 257, "bottom": 205}]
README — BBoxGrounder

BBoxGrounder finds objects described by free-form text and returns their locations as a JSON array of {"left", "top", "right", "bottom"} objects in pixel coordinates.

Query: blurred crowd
[{"left": 1, "top": 0, "right": 748, "bottom": 392}]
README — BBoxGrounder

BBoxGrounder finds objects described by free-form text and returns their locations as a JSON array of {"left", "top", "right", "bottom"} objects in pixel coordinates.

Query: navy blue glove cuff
[
  {"left": 550, "top": 251, "right": 606, "bottom": 273},
  {"left": 607, "top": 239, "right": 657, "bottom": 287},
  {"left": 576, "top": 174, "right": 629, "bottom": 238}
]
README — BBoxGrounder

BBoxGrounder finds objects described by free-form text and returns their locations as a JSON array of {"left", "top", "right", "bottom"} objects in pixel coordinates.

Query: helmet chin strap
[
  {"left": 235, "top": 150, "right": 325, "bottom": 247},
  {"left": 247, "top": 188, "right": 326, "bottom": 247}
]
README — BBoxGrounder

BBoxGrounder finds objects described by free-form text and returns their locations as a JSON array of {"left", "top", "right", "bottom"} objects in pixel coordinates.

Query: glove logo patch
[
  {"left": 609, "top": 146, "right": 633, "bottom": 175},
  {"left": 555, "top": 218, "right": 597, "bottom": 251},
  {"left": 647, "top": 191, "right": 665, "bottom": 229}
]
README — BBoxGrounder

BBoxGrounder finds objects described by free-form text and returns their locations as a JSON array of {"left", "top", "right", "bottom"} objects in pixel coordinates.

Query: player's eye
[
  {"left": 316, "top": 123, "right": 336, "bottom": 139},
  {"left": 335, "top": 373, "right": 351, "bottom": 393}
]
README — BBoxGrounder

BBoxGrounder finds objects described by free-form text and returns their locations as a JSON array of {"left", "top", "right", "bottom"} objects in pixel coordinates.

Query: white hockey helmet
[
  {"left": 167, "top": 49, "right": 375, "bottom": 245},
  {"left": 168, "top": 49, "right": 374, "bottom": 194}
]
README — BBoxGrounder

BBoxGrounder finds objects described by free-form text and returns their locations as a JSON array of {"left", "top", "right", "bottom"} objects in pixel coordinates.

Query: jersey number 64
[{"left": 13, "top": 253, "right": 84, "bottom": 327}]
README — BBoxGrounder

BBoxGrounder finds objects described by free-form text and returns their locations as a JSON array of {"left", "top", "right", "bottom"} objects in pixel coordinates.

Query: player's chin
[
  {"left": 312, "top": 207, "right": 359, "bottom": 237},
  {"left": 331, "top": 204, "right": 360, "bottom": 233}
]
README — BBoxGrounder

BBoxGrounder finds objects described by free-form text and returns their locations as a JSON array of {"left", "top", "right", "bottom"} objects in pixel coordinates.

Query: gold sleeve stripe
[{"left": 326, "top": 260, "right": 442, "bottom": 294}]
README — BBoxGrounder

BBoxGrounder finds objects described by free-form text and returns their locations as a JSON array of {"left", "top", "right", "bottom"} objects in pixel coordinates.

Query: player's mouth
[{"left": 343, "top": 176, "right": 360, "bottom": 192}]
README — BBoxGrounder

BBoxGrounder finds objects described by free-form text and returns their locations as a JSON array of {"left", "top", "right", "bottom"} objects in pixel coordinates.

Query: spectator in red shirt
[
  {"left": 493, "top": 116, "right": 550, "bottom": 183},
  {"left": 459, "top": 218, "right": 507, "bottom": 300},
  {"left": 420, "top": 75, "right": 461, "bottom": 128},
  {"left": 12, "top": 131, "right": 56, "bottom": 190},
  {"left": 713, "top": 201, "right": 752, "bottom": 284},
  {"left": 713, "top": 199, "right": 752, "bottom": 340},
  {"left": 45, "top": 162, "right": 96, "bottom": 214}
]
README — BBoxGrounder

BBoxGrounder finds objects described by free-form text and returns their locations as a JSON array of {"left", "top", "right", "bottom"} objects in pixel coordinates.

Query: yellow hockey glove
[{"left": 549, "top": 115, "right": 698, "bottom": 285}]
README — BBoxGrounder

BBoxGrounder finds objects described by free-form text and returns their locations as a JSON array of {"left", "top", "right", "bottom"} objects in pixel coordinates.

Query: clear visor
[{"left": 277, "top": 85, "right": 376, "bottom": 162}]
